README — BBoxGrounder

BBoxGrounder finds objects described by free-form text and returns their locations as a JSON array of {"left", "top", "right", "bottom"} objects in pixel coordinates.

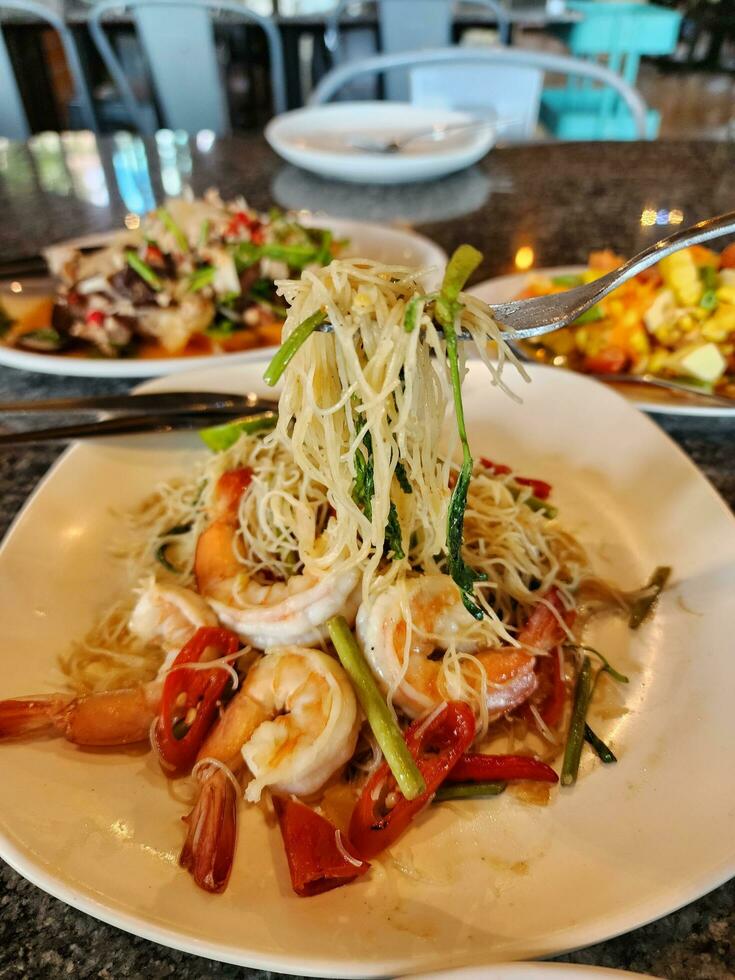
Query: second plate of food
[
  {"left": 0, "top": 206, "right": 446, "bottom": 378},
  {"left": 0, "top": 359, "right": 732, "bottom": 974},
  {"left": 470, "top": 251, "right": 735, "bottom": 416}
]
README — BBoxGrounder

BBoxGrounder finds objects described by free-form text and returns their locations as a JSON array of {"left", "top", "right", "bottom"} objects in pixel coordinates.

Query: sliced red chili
[
  {"left": 480, "top": 457, "right": 511, "bottom": 475},
  {"left": 154, "top": 626, "right": 240, "bottom": 776},
  {"left": 85, "top": 310, "right": 104, "bottom": 326},
  {"left": 514, "top": 476, "right": 552, "bottom": 500},
  {"left": 448, "top": 753, "right": 558, "bottom": 784},
  {"left": 349, "top": 701, "right": 476, "bottom": 860},
  {"left": 145, "top": 244, "right": 164, "bottom": 265},
  {"left": 274, "top": 796, "right": 370, "bottom": 897}
]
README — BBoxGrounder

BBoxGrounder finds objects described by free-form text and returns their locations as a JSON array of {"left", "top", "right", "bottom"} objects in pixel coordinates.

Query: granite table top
[{"left": 0, "top": 135, "right": 732, "bottom": 979}]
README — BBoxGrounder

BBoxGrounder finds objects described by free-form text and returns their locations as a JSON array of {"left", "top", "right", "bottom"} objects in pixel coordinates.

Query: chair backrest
[
  {"left": 0, "top": 0, "right": 97, "bottom": 139},
  {"left": 88, "top": 0, "right": 286, "bottom": 136},
  {"left": 309, "top": 46, "right": 649, "bottom": 140},
  {"left": 410, "top": 62, "right": 542, "bottom": 141}
]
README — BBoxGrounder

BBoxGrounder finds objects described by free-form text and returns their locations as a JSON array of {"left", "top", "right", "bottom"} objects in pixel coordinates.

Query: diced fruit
[
  {"left": 669, "top": 342, "right": 727, "bottom": 383},
  {"left": 660, "top": 250, "right": 702, "bottom": 306},
  {"left": 715, "top": 285, "right": 735, "bottom": 306},
  {"left": 584, "top": 346, "right": 627, "bottom": 374},
  {"left": 643, "top": 288, "right": 677, "bottom": 333}
]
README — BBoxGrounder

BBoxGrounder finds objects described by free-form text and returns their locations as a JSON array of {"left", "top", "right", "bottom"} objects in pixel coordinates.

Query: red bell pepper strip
[
  {"left": 514, "top": 476, "right": 552, "bottom": 500},
  {"left": 274, "top": 796, "right": 370, "bottom": 897},
  {"left": 480, "top": 458, "right": 552, "bottom": 499},
  {"left": 448, "top": 753, "right": 558, "bottom": 784},
  {"left": 349, "top": 701, "right": 476, "bottom": 860},
  {"left": 153, "top": 626, "right": 240, "bottom": 776}
]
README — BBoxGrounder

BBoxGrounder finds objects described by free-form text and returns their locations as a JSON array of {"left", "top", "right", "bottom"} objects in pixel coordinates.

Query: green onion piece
[
  {"left": 157, "top": 207, "right": 188, "bottom": 252},
  {"left": 327, "top": 615, "right": 425, "bottom": 800},
  {"left": 700, "top": 289, "right": 718, "bottom": 311},
  {"left": 204, "top": 320, "right": 234, "bottom": 339},
  {"left": 198, "top": 412, "right": 278, "bottom": 452},
  {"left": 523, "top": 492, "right": 558, "bottom": 519},
  {"left": 561, "top": 655, "right": 593, "bottom": 787},
  {"left": 434, "top": 780, "right": 507, "bottom": 802},
  {"left": 628, "top": 565, "right": 671, "bottom": 629},
  {"left": 551, "top": 273, "right": 584, "bottom": 287},
  {"left": 125, "top": 250, "right": 162, "bottom": 291},
  {"left": 313, "top": 227, "right": 333, "bottom": 265},
  {"left": 435, "top": 247, "right": 487, "bottom": 620},
  {"left": 0, "top": 305, "right": 12, "bottom": 336},
  {"left": 188, "top": 266, "right": 215, "bottom": 293},
  {"left": 263, "top": 310, "right": 326, "bottom": 386},
  {"left": 584, "top": 724, "right": 617, "bottom": 764},
  {"left": 564, "top": 643, "right": 629, "bottom": 684},
  {"left": 572, "top": 304, "right": 604, "bottom": 325},
  {"left": 395, "top": 460, "right": 412, "bottom": 494},
  {"left": 198, "top": 219, "right": 210, "bottom": 248},
  {"left": 403, "top": 292, "right": 437, "bottom": 333},
  {"left": 700, "top": 264, "right": 717, "bottom": 291},
  {"left": 18, "top": 328, "right": 63, "bottom": 350},
  {"left": 234, "top": 241, "right": 322, "bottom": 271}
]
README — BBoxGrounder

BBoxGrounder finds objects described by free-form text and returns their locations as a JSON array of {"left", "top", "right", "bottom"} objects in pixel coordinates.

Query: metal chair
[
  {"left": 0, "top": 0, "right": 97, "bottom": 139},
  {"left": 88, "top": 0, "right": 287, "bottom": 135},
  {"left": 309, "top": 46, "right": 649, "bottom": 140}
]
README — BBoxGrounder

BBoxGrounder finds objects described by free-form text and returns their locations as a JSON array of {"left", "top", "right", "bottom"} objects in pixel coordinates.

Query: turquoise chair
[{"left": 541, "top": 0, "right": 682, "bottom": 140}]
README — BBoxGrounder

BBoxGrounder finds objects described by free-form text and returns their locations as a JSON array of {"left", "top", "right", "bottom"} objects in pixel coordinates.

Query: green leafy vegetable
[
  {"left": 564, "top": 644, "right": 629, "bottom": 684},
  {"left": 18, "top": 328, "right": 63, "bottom": 350},
  {"left": 198, "top": 413, "right": 278, "bottom": 452},
  {"left": 628, "top": 565, "right": 671, "bottom": 629},
  {"left": 385, "top": 502, "right": 405, "bottom": 560},
  {"left": 204, "top": 319, "right": 235, "bottom": 339},
  {"left": 327, "top": 616, "right": 425, "bottom": 801},
  {"left": 395, "top": 460, "right": 412, "bottom": 494},
  {"left": 584, "top": 724, "right": 617, "bottom": 764},
  {"left": 263, "top": 310, "right": 326, "bottom": 386},
  {"left": 125, "top": 250, "right": 162, "bottom": 291},
  {"left": 434, "top": 245, "right": 487, "bottom": 619},
  {"left": 157, "top": 207, "right": 188, "bottom": 252},
  {"left": 551, "top": 273, "right": 584, "bottom": 287},
  {"left": 188, "top": 266, "right": 216, "bottom": 292},
  {"left": 234, "top": 240, "right": 325, "bottom": 272}
]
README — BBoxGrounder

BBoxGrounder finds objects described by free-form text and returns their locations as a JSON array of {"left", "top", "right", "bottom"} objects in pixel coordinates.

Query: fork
[{"left": 315, "top": 209, "right": 735, "bottom": 341}]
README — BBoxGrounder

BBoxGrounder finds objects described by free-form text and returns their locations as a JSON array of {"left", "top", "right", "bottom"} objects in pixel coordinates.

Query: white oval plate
[
  {"left": 265, "top": 103, "right": 495, "bottom": 184},
  {"left": 470, "top": 267, "right": 735, "bottom": 417},
  {"left": 0, "top": 361, "right": 733, "bottom": 975},
  {"left": 0, "top": 216, "right": 446, "bottom": 378}
]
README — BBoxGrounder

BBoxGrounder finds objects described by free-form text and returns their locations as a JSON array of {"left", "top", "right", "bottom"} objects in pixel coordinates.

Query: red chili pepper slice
[
  {"left": 85, "top": 310, "right": 104, "bottom": 326},
  {"left": 145, "top": 244, "right": 164, "bottom": 265},
  {"left": 480, "top": 458, "right": 552, "bottom": 499},
  {"left": 448, "top": 753, "right": 558, "bottom": 784},
  {"left": 274, "top": 796, "right": 370, "bottom": 897},
  {"left": 153, "top": 626, "right": 240, "bottom": 776},
  {"left": 514, "top": 476, "right": 552, "bottom": 500},
  {"left": 349, "top": 701, "right": 476, "bottom": 860}
]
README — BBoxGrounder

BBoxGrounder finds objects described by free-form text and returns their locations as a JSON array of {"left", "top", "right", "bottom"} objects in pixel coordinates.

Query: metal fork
[{"left": 316, "top": 209, "right": 735, "bottom": 340}]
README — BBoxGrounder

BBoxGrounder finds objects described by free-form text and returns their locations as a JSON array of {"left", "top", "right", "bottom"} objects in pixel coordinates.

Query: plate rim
[
  {"left": 469, "top": 266, "right": 735, "bottom": 418},
  {"left": 0, "top": 360, "right": 733, "bottom": 975}
]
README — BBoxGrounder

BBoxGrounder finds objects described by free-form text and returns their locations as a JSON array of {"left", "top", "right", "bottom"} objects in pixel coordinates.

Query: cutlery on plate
[
  {"left": 0, "top": 406, "right": 278, "bottom": 447},
  {"left": 347, "top": 118, "right": 496, "bottom": 154},
  {"left": 317, "top": 208, "right": 735, "bottom": 342},
  {"left": 0, "top": 390, "right": 278, "bottom": 417}
]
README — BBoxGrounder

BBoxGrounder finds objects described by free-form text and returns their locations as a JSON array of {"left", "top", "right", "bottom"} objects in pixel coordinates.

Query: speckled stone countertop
[{"left": 0, "top": 137, "right": 733, "bottom": 979}]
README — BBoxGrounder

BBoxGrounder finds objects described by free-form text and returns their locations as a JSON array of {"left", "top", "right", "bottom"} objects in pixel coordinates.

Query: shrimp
[
  {"left": 179, "top": 645, "right": 359, "bottom": 892},
  {"left": 195, "top": 467, "right": 360, "bottom": 648},
  {"left": 129, "top": 578, "right": 218, "bottom": 664},
  {"left": 356, "top": 574, "right": 569, "bottom": 719},
  {"left": 0, "top": 682, "right": 161, "bottom": 745}
]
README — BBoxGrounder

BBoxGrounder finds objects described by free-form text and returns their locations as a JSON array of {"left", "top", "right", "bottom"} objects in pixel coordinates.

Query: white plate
[
  {"left": 470, "top": 267, "right": 735, "bottom": 417},
  {"left": 0, "top": 361, "right": 734, "bottom": 975},
  {"left": 0, "top": 216, "right": 446, "bottom": 378},
  {"left": 266, "top": 103, "right": 496, "bottom": 185},
  {"left": 409, "top": 966, "right": 654, "bottom": 979}
]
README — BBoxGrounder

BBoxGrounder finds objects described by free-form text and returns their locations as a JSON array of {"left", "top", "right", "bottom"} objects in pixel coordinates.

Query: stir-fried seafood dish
[
  {"left": 0, "top": 192, "right": 339, "bottom": 359},
  {"left": 0, "top": 248, "right": 668, "bottom": 897}
]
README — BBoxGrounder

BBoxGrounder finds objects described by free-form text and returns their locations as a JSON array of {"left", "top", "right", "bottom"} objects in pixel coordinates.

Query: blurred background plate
[
  {"left": 470, "top": 269, "right": 735, "bottom": 417},
  {"left": 265, "top": 103, "right": 496, "bottom": 184},
  {"left": 0, "top": 215, "right": 446, "bottom": 378}
]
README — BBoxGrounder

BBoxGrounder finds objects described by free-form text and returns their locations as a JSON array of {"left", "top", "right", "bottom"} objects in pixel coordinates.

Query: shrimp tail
[
  {"left": 0, "top": 695, "right": 73, "bottom": 740},
  {"left": 180, "top": 767, "right": 238, "bottom": 894}
]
